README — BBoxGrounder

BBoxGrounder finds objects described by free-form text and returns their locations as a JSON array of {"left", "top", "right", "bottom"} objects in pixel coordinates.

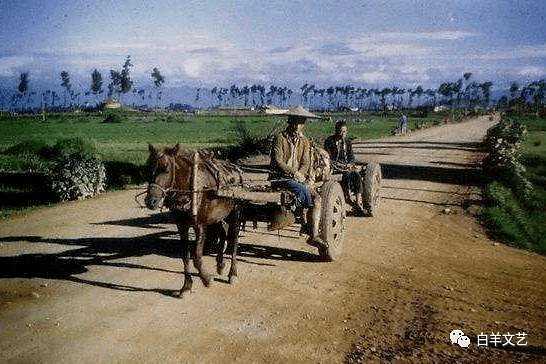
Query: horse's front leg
[
  {"left": 176, "top": 223, "right": 193, "bottom": 298},
  {"left": 227, "top": 210, "right": 241, "bottom": 285},
  {"left": 194, "top": 224, "right": 212, "bottom": 287}
]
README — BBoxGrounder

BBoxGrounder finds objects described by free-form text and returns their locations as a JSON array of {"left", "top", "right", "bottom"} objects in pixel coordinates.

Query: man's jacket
[
  {"left": 324, "top": 135, "right": 355, "bottom": 164},
  {"left": 270, "top": 129, "right": 311, "bottom": 180}
]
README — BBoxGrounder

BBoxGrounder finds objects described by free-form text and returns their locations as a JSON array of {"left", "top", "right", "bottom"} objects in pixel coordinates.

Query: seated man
[
  {"left": 324, "top": 120, "right": 365, "bottom": 215},
  {"left": 269, "top": 106, "right": 324, "bottom": 246}
]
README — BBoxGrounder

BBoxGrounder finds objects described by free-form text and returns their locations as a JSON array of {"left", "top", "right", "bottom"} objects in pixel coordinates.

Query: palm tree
[
  {"left": 378, "top": 87, "right": 391, "bottom": 114},
  {"left": 211, "top": 87, "right": 218, "bottom": 108},
  {"left": 150, "top": 67, "right": 165, "bottom": 108},
  {"left": 480, "top": 81, "right": 493, "bottom": 108},
  {"left": 91, "top": 69, "right": 103, "bottom": 107},
  {"left": 109, "top": 55, "right": 134, "bottom": 106},
  {"left": 17, "top": 72, "right": 29, "bottom": 111},
  {"left": 250, "top": 84, "right": 259, "bottom": 108},
  {"left": 300, "top": 84, "right": 315, "bottom": 107},
  {"left": 390, "top": 86, "right": 406, "bottom": 110},
  {"left": 280, "top": 87, "right": 292, "bottom": 107},
  {"left": 509, "top": 82, "right": 519, "bottom": 105},
  {"left": 438, "top": 82, "right": 455, "bottom": 106},
  {"left": 527, "top": 79, "right": 546, "bottom": 112},
  {"left": 61, "top": 71, "right": 75, "bottom": 109},
  {"left": 241, "top": 85, "right": 250, "bottom": 107},
  {"left": 409, "top": 85, "right": 423, "bottom": 108},
  {"left": 326, "top": 87, "right": 335, "bottom": 110},
  {"left": 219, "top": 87, "right": 229, "bottom": 107},
  {"left": 422, "top": 89, "right": 435, "bottom": 107},
  {"left": 230, "top": 84, "right": 240, "bottom": 106}
]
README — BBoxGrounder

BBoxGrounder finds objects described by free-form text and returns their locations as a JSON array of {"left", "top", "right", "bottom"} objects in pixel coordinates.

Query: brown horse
[{"left": 145, "top": 144, "right": 243, "bottom": 297}]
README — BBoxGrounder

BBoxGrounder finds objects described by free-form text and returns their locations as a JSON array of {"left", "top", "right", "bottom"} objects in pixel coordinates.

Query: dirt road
[{"left": 1, "top": 116, "right": 545, "bottom": 363}]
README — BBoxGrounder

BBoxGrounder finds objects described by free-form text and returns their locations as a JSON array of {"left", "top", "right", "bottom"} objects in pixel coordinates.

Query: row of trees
[
  {"left": 206, "top": 74, "right": 543, "bottom": 113},
  {"left": 2, "top": 56, "right": 166, "bottom": 111},
  {"left": 2, "top": 56, "right": 545, "bottom": 113}
]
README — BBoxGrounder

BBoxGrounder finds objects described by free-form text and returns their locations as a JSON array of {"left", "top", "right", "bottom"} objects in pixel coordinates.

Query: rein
[
  {"left": 141, "top": 150, "right": 245, "bottom": 209},
  {"left": 139, "top": 148, "right": 289, "bottom": 210}
]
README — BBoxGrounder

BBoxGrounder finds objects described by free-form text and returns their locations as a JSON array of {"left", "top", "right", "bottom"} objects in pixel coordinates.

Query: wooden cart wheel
[
  {"left": 319, "top": 180, "right": 346, "bottom": 261},
  {"left": 362, "top": 161, "right": 382, "bottom": 217}
]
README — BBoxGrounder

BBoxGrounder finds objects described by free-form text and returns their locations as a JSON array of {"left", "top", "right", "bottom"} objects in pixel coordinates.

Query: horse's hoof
[
  {"left": 228, "top": 275, "right": 238, "bottom": 285},
  {"left": 318, "top": 246, "right": 332, "bottom": 262},
  {"left": 217, "top": 264, "right": 225, "bottom": 276},
  {"left": 180, "top": 282, "right": 192, "bottom": 295},
  {"left": 201, "top": 275, "right": 212, "bottom": 287}
]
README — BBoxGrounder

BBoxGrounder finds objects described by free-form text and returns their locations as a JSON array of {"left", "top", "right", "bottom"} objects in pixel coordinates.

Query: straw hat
[{"left": 285, "top": 106, "right": 318, "bottom": 123}]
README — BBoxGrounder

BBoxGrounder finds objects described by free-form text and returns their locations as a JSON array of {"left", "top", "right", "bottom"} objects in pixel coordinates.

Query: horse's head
[{"left": 145, "top": 143, "right": 184, "bottom": 210}]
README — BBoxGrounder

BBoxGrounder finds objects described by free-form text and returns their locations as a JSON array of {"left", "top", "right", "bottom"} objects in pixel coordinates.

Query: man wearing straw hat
[{"left": 269, "top": 106, "right": 325, "bottom": 247}]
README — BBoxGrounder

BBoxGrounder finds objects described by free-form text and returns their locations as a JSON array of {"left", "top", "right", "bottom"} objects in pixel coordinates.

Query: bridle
[
  {"left": 147, "top": 151, "right": 180, "bottom": 198},
  {"left": 138, "top": 151, "right": 217, "bottom": 211},
  {"left": 135, "top": 151, "right": 188, "bottom": 209}
]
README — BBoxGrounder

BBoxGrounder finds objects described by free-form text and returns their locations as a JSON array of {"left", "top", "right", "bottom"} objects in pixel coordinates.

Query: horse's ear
[
  {"left": 173, "top": 143, "right": 180, "bottom": 154},
  {"left": 148, "top": 144, "right": 156, "bottom": 154}
]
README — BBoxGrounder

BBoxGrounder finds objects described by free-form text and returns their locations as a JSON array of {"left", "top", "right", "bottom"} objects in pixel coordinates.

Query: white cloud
[
  {"left": 375, "top": 31, "right": 480, "bottom": 41},
  {"left": 357, "top": 71, "right": 391, "bottom": 84},
  {"left": 481, "top": 44, "right": 546, "bottom": 61},
  {"left": 517, "top": 66, "right": 546, "bottom": 78},
  {"left": 182, "top": 59, "right": 202, "bottom": 78},
  {"left": 0, "top": 56, "right": 35, "bottom": 77}
]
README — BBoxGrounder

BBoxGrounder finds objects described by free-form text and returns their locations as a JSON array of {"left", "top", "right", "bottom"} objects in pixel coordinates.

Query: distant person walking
[{"left": 399, "top": 114, "right": 408, "bottom": 135}]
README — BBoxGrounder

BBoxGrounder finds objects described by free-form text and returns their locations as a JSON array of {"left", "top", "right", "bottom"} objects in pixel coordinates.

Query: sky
[{"left": 1, "top": 0, "right": 545, "bottom": 92}]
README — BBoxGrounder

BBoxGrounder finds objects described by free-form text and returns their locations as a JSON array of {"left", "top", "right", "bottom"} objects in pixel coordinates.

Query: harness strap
[
  {"left": 191, "top": 151, "right": 199, "bottom": 217},
  {"left": 147, "top": 149, "right": 245, "bottom": 214}
]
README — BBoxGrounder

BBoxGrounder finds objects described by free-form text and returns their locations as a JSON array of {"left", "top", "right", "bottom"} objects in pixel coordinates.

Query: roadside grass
[
  {"left": 520, "top": 118, "right": 546, "bottom": 253},
  {"left": 480, "top": 114, "right": 546, "bottom": 254},
  {"left": 0, "top": 108, "right": 446, "bottom": 218}
]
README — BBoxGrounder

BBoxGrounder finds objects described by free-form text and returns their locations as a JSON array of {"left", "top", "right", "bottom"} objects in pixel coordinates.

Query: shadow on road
[
  {"left": 352, "top": 139, "right": 486, "bottom": 185},
  {"left": 0, "top": 214, "right": 321, "bottom": 298},
  {"left": 381, "top": 163, "right": 483, "bottom": 186},
  {"left": 353, "top": 140, "right": 482, "bottom": 152},
  {"left": 93, "top": 211, "right": 175, "bottom": 228}
]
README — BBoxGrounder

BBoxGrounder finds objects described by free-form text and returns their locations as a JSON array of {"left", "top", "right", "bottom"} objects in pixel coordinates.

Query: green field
[{"left": 1, "top": 110, "right": 265, "bottom": 166}]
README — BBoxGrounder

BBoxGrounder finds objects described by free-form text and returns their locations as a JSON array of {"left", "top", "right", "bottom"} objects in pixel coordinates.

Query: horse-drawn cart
[{"left": 144, "top": 145, "right": 381, "bottom": 295}]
